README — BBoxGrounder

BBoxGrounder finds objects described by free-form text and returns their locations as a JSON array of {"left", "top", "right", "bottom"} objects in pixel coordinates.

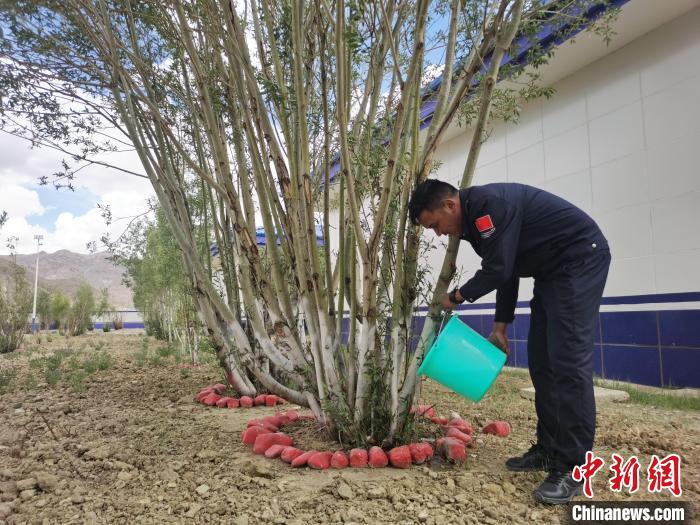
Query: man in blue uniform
[{"left": 408, "top": 179, "right": 610, "bottom": 505}]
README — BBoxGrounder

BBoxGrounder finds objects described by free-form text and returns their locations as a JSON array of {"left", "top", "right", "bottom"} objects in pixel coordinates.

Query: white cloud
[
  {"left": 0, "top": 184, "right": 45, "bottom": 219},
  {"left": 0, "top": 132, "right": 154, "bottom": 255}
]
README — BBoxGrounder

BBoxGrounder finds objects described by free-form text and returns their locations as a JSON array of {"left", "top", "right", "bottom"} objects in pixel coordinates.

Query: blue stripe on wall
[{"left": 448, "top": 308, "right": 700, "bottom": 388}]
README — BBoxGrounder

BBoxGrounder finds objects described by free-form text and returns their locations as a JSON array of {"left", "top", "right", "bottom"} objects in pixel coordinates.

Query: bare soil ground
[{"left": 0, "top": 332, "right": 698, "bottom": 524}]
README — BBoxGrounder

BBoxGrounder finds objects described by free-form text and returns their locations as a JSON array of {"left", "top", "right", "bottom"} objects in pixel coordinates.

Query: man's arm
[
  {"left": 495, "top": 275, "right": 519, "bottom": 324},
  {"left": 458, "top": 197, "right": 522, "bottom": 303},
  {"left": 488, "top": 276, "right": 519, "bottom": 358}
]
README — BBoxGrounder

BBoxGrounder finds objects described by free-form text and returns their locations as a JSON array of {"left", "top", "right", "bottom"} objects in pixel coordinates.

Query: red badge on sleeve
[{"left": 475, "top": 214, "right": 495, "bottom": 238}]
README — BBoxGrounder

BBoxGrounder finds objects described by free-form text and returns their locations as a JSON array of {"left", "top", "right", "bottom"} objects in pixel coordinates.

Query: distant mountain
[{"left": 0, "top": 250, "right": 134, "bottom": 309}]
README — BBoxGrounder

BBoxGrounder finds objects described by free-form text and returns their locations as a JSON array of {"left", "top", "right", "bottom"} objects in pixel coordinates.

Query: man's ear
[{"left": 443, "top": 197, "right": 458, "bottom": 213}]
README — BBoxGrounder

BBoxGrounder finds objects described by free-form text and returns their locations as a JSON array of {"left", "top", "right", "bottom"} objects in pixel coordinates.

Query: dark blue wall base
[
  {"left": 93, "top": 322, "right": 145, "bottom": 329},
  {"left": 340, "top": 307, "right": 700, "bottom": 388},
  {"left": 456, "top": 310, "right": 700, "bottom": 388}
]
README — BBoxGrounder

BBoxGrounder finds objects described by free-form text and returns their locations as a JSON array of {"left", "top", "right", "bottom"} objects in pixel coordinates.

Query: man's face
[{"left": 417, "top": 198, "right": 461, "bottom": 237}]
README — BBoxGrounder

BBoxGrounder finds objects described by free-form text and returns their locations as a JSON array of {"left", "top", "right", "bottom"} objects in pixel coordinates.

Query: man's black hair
[{"left": 408, "top": 179, "right": 459, "bottom": 225}]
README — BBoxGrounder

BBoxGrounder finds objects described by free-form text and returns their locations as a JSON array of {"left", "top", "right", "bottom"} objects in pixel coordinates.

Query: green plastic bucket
[{"left": 417, "top": 315, "right": 506, "bottom": 402}]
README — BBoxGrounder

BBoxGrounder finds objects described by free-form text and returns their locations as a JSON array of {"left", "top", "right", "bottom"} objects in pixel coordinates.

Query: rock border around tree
[{"left": 195, "top": 385, "right": 512, "bottom": 470}]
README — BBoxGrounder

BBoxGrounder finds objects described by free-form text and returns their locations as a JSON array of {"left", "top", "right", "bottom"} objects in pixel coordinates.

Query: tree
[
  {"left": 0, "top": 263, "right": 31, "bottom": 353},
  {"left": 95, "top": 288, "right": 112, "bottom": 319},
  {"left": 0, "top": 0, "right": 617, "bottom": 444},
  {"left": 117, "top": 208, "right": 203, "bottom": 363},
  {"left": 67, "top": 282, "right": 96, "bottom": 336},
  {"left": 36, "top": 288, "right": 52, "bottom": 330},
  {"left": 50, "top": 291, "right": 71, "bottom": 333}
]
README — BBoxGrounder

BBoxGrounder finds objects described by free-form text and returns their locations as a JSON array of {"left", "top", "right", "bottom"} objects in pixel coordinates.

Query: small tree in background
[
  {"left": 50, "top": 291, "right": 71, "bottom": 334},
  {"left": 36, "top": 288, "right": 52, "bottom": 330},
  {"left": 67, "top": 283, "right": 96, "bottom": 336},
  {"left": 0, "top": 263, "right": 31, "bottom": 353}
]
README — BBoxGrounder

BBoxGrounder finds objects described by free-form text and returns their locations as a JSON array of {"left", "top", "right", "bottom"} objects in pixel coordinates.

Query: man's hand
[
  {"left": 488, "top": 322, "right": 511, "bottom": 358},
  {"left": 441, "top": 289, "right": 463, "bottom": 310}
]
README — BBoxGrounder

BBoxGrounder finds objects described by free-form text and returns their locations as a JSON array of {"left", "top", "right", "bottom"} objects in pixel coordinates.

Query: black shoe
[
  {"left": 533, "top": 469, "right": 583, "bottom": 505},
  {"left": 505, "top": 442, "right": 549, "bottom": 472}
]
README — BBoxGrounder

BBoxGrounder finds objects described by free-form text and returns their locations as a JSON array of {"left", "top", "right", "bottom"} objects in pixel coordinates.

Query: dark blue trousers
[{"left": 527, "top": 247, "right": 611, "bottom": 471}]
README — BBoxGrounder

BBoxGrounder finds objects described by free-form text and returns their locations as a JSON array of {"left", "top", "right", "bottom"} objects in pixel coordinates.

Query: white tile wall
[
  {"left": 507, "top": 142, "right": 545, "bottom": 187},
  {"left": 542, "top": 77, "right": 588, "bottom": 139},
  {"left": 474, "top": 158, "right": 507, "bottom": 186},
  {"left": 588, "top": 102, "right": 645, "bottom": 166},
  {"left": 654, "top": 250, "right": 700, "bottom": 294},
  {"left": 587, "top": 71, "right": 641, "bottom": 121},
  {"left": 643, "top": 74, "right": 700, "bottom": 148},
  {"left": 651, "top": 192, "right": 700, "bottom": 254},
  {"left": 647, "top": 132, "right": 700, "bottom": 200},
  {"left": 545, "top": 169, "right": 592, "bottom": 212},
  {"left": 544, "top": 124, "right": 590, "bottom": 180},
  {"left": 476, "top": 126, "right": 506, "bottom": 168},
  {"left": 640, "top": 8, "right": 700, "bottom": 96},
  {"left": 603, "top": 256, "right": 656, "bottom": 297},
  {"left": 596, "top": 204, "right": 653, "bottom": 259},
  {"left": 506, "top": 102, "right": 543, "bottom": 154},
  {"left": 424, "top": 7, "right": 700, "bottom": 302},
  {"left": 591, "top": 152, "right": 649, "bottom": 212}
]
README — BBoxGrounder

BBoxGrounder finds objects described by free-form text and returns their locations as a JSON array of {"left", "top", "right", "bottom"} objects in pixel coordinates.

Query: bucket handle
[{"left": 436, "top": 311, "right": 449, "bottom": 336}]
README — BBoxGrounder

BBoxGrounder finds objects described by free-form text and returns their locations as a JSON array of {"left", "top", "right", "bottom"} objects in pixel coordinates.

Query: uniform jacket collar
[{"left": 459, "top": 187, "right": 472, "bottom": 241}]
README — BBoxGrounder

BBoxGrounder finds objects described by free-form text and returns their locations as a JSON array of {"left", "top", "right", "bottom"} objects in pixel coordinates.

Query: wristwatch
[{"left": 448, "top": 288, "right": 465, "bottom": 304}]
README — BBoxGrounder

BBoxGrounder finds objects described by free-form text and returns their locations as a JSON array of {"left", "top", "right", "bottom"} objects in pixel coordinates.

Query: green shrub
[
  {"left": 157, "top": 345, "right": 176, "bottom": 358},
  {"left": 68, "top": 370, "right": 88, "bottom": 392},
  {"left": 0, "top": 367, "right": 17, "bottom": 393},
  {"left": 44, "top": 368, "right": 61, "bottom": 385},
  {"left": 94, "top": 352, "right": 112, "bottom": 371}
]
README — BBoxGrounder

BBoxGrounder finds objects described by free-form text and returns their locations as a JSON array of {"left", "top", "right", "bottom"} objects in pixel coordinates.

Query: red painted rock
[
  {"left": 273, "top": 414, "right": 291, "bottom": 426},
  {"left": 246, "top": 419, "right": 278, "bottom": 432},
  {"left": 254, "top": 394, "right": 267, "bottom": 406},
  {"left": 264, "top": 444, "right": 288, "bottom": 459},
  {"left": 239, "top": 396, "right": 254, "bottom": 408},
  {"left": 430, "top": 416, "right": 449, "bottom": 425},
  {"left": 262, "top": 415, "right": 286, "bottom": 428},
  {"left": 215, "top": 397, "right": 231, "bottom": 408},
  {"left": 241, "top": 425, "right": 272, "bottom": 445},
  {"left": 368, "top": 446, "right": 388, "bottom": 468},
  {"left": 446, "top": 427, "right": 473, "bottom": 445},
  {"left": 483, "top": 421, "right": 511, "bottom": 437},
  {"left": 226, "top": 398, "right": 240, "bottom": 409},
  {"left": 409, "top": 442, "right": 434, "bottom": 464},
  {"left": 286, "top": 410, "right": 300, "bottom": 422},
  {"left": 195, "top": 389, "right": 214, "bottom": 402},
  {"left": 438, "top": 437, "right": 467, "bottom": 463},
  {"left": 212, "top": 383, "right": 227, "bottom": 394},
  {"left": 331, "top": 451, "right": 349, "bottom": 469},
  {"left": 387, "top": 446, "right": 412, "bottom": 469},
  {"left": 264, "top": 395, "right": 278, "bottom": 406},
  {"left": 308, "top": 451, "right": 334, "bottom": 470},
  {"left": 291, "top": 450, "right": 318, "bottom": 468},
  {"left": 280, "top": 447, "right": 304, "bottom": 463},
  {"left": 412, "top": 405, "right": 436, "bottom": 418},
  {"left": 447, "top": 417, "right": 474, "bottom": 435},
  {"left": 202, "top": 393, "right": 221, "bottom": 406},
  {"left": 253, "top": 433, "right": 293, "bottom": 454},
  {"left": 349, "top": 448, "right": 368, "bottom": 468}
]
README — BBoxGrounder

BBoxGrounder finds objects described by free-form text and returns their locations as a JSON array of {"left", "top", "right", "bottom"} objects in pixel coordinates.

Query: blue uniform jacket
[{"left": 457, "top": 183, "right": 609, "bottom": 323}]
